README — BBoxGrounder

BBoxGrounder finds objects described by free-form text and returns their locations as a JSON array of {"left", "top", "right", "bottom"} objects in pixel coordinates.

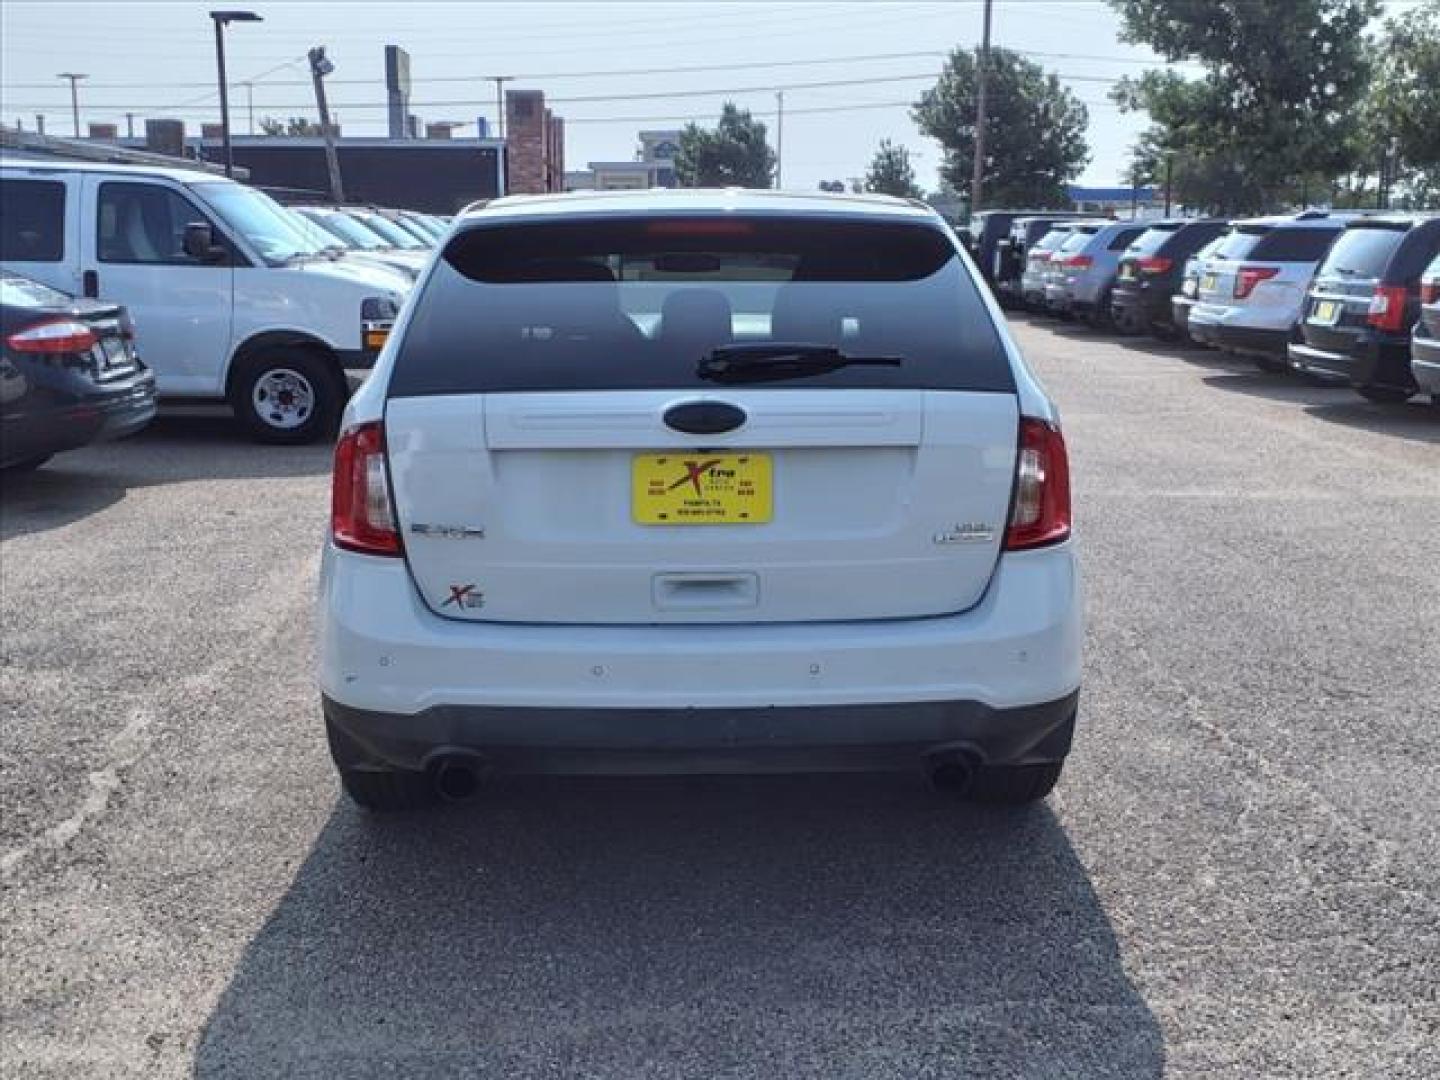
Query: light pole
[
  {"left": 968, "top": 0, "right": 994, "bottom": 219},
  {"left": 57, "top": 73, "right": 87, "bottom": 137},
  {"left": 209, "top": 10, "right": 263, "bottom": 178}
]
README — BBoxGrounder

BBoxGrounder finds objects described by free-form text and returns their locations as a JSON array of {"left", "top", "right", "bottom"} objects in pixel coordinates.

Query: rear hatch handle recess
[{"left": 697, "top": 342, "right": 904, "bottom": 385}]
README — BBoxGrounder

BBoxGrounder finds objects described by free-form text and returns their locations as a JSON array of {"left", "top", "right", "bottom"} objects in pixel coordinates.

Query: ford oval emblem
[{"left": 662, "top": 400, "right": 748, "bottom": 435}]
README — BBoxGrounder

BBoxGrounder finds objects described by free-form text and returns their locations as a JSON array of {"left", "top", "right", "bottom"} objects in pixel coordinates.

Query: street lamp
[
  {"left": 57, "top": 73, "right": 88, "bottom": 138},
  {"left": 209, "top": 10, "right": 263, "bottom": 177}
]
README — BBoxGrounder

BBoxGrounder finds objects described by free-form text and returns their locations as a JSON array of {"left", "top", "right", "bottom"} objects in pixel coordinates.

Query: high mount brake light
[
  {"left": 1004, "top": 419, "right": 1072, "bottom": 551},
  {"left": 332, "top": 422, "right": 402, "bottom": 556},
  {"left": 645, "top": 220, "right": 755, "bottom": 236}
]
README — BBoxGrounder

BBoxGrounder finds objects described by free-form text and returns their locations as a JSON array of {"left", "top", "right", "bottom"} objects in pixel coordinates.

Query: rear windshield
[
  {"left": 389, "top": 216, "right": 1013, "bottom": 396},
  {"left": 1211, "top": 228, "right": 1265, "bottom": 260},
  {"left": 1032, "top": 229, "right": 1069, "bottom": 252},
  {"left": 1058, "top": 229, "right": 1098, "bottom": 253},
  {"left": 0, "top": 273, "right": 69, "bottom": 308},
  {"left": 1126, "top": 224, "right": 1183, "bottom": 256},
  {"left": 1318, "top": 226, "right": 1407, "bottom": 280},
  {"left": 1249, "top": 227, "right": 1340, "bottom": 262}
]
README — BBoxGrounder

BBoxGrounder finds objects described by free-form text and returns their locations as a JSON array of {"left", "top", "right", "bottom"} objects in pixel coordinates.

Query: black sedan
[{"left": 1, "top": 271, "right": 156, "bottom": 472}]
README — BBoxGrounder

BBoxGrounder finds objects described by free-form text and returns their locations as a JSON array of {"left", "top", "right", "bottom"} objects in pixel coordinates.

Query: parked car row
[
  {"left": 970, "top": 209, "right": 1440, "bottom": 406},
  {"left": 1, "top": 157, "right": 425, "bottom": 462}
]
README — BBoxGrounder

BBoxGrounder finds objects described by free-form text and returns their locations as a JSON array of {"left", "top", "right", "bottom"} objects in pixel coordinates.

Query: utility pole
[
  {"left": 1163, "top": 153, "right": 1173, "bottom": 216},
  {"left": 489, "top": 76, "right": 513, "bottom": 139},
  {"left": 208, "top": 11, "right": 262, "bottom": 178},
  {"left": 775, "top": 90, "right": 784, "bottom": 189},
  {"left": 125, "top": 112, "right": 136, "bottom": 139},
  {"left": 309, "top": 46, "right": 345, "bottom": 204},
  {"left": 57, "top": 73, "right": 87, "bottom": 137},
  {"left": 968, "top": 0, "right": 993, "bottom": 219},
  {"left": 243, "top": 82, "right": 255, "bottom": 134},
  {"left": 35, "top": 114, "right": 45, "bottom": 136}
]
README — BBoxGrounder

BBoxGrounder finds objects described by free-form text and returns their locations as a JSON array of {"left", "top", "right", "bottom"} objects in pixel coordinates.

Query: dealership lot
[{"left": 1, "top": 320, "right": 1437, "bottom": 1077}]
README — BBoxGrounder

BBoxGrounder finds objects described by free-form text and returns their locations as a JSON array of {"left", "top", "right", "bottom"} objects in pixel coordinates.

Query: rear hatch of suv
[
  {"left": 381, "top": 213, "right": 1022, "bottom": 625},
  {"left": 1198, "top": 221, "right": 1341, "bottom": 317},
  {"left": 1301, "top": 221, "right": 1412, "bottom": 354}
]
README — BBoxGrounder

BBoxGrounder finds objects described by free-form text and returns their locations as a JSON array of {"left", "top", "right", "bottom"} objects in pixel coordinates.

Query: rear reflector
[
  {"left": 1234, "top": 266, "right": 1281, "bottom": 299},
  {"left": 332, "top": 421, "right": 402, "bottom": 556},
  {"left": 6, "top": 318, "right": 99, "bottom": 354},
  {"left": 1004, "top": 418, "right": 1072, "bottom": 551},
  {"left": 1367, "top": 284, "right": 1410, "bottom": 333}
]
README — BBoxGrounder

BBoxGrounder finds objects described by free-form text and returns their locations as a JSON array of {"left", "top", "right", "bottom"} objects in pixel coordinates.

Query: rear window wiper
[{"left": 697, "top": 342, "right": 904, "bottom": 384}]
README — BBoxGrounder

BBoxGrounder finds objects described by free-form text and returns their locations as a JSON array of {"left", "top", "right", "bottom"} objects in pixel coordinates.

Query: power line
[{"left": 6, "top": 67, "right": 1139, "bottom": 114}]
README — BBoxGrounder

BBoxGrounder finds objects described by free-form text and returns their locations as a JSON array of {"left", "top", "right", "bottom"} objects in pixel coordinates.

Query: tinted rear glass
[
  {"left": 1249, "top": 227, "right": 1340, "bottom": 262},
  {"left": 389, "top": 216, "right": 1013, "bottom": 396},
  {"left": 1107, "top": 227, "right": 1145, "bottom": 251},
  {"left": 1318, "top": 226, "right": 1407, "bottom": 279},
  {"left": 1059, "top": 229, "right": 1098, "bottom": 253},
  {"left": 0, "top": 178, "right": 66, "bottom": 262},
  {"left": 1211, "top": 228, "right": 1265, "bottom": 260},
  {"left": 1126, "top": 224, "right": 1183, "bottom": 256}
]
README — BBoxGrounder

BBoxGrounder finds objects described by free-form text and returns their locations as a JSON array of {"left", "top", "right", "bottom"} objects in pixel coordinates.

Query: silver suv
[{"left": 1043, "top": 220, "right": 1148, "bottom": 325}]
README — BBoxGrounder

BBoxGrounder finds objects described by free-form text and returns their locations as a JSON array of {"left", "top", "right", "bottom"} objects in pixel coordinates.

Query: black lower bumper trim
[{"left": 323, "top": 692, "right": 1080, "bottom": 776}]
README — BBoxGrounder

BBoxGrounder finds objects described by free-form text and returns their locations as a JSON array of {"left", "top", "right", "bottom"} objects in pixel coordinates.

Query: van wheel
[
  {"left": 962, "top": 762, "right": 1064, "bottom": 805},
  {"left": 325, "top": 716, "right": 434, "bottom": 812},
  {"left": 229, "top": 349, "right": 345, "bottom": 445}
]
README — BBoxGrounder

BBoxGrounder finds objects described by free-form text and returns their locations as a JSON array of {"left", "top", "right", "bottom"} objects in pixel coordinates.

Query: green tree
[
  {"left": 674, "top": 103, "right": 776, "bottom": 188},
  {"left": 863, "top": 140, "right": 923, "bottom": 198},
  {"left": 1109, "top": 0, "right": 1380, "bottom": 215},
  {"left": 913, "top": 48, "right": 1090, "bottom": 208},
  {"left": 1359, "top": 0, "right": 1440, "bottom": 206}
]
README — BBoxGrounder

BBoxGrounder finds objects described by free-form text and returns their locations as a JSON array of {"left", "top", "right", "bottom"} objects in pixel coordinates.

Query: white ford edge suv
[{"left": 317, "top": 190, "right": 1082, "bottom": 811}]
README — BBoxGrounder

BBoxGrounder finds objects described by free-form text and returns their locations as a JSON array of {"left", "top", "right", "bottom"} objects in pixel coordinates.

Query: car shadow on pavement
[
  {"left": 193, "top": 775, "right": 1164, "bottom": 1079},
  {"left": 1303, "top": 398, "right": 1440, "bottom": 444},
  {"left": 0, "top": 417, "right": 331, "bottom": 541}
]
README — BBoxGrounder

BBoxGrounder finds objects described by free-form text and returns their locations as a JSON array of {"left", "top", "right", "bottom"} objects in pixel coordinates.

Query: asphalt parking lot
[{"left": 1, "top": 319, "right": 1437, "bottom": 1078}]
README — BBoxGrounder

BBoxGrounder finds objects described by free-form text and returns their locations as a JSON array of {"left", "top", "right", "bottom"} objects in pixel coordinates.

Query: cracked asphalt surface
[{"left": 1, "top": 319, "right": 1437, "bottom": 1077}]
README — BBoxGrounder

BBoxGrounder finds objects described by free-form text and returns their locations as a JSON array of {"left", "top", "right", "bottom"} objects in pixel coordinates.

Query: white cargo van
[{"left": 0, "top": 158, "right": 410, "bottom": 443}]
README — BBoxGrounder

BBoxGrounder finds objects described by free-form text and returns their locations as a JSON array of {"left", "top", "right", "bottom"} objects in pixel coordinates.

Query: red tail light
[
  {"left": 1234, "top": 266, "right": 1280, "bottom": 300},
  {"left": 1068, "top": 254, "right": 1094, "bottom": 269},
  {"left": 1419, "top": 279, "right": 1439, "bottom": 306},
  {"left": 332, "top": 421, "right": 402, "bottom": 556},
  {"left": 1004, "top": 418, "right": 1072, "bottom": 551},
  {"left": 1136, "top": 256, "right": 1172, "bottom": 274},
  {"left": 1367, "top": 284, "right": 1410, "bottom": 333},
  {"left": 6, "top": 318, "right": 99, "bottom": 354}
]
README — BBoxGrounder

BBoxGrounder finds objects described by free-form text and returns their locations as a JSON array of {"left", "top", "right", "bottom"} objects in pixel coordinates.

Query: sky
[{"left": 0, "top": 0, "right": 1420, "bottom": 193}]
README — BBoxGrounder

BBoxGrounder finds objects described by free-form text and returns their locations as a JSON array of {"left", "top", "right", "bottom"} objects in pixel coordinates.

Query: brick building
[{"left": 504, "top": 89, "right": 565, "bottom": 195}]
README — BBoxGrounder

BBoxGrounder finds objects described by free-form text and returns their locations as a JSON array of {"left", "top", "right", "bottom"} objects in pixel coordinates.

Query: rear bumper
[
  {"left": 1412, "top": 333, "right": 1440, "bottom": 395},
  {"left": 323, "top": 692, "right": 1080, "bottom": 775},
  {"left": 318, "top": 542, "right": 1083, "bottom": 773},
  {"left": 1111, "top": 285, "right": 1173, "bottom": 331},
  {"left": 1289, "top": 336, "right": 1416, "bottom": 391},
  {"left": 1188, "top": 320, "right": 1289, "bottom": 358},
  {"left": 0, "top": 370, "right": 156, "bottom": 465}
]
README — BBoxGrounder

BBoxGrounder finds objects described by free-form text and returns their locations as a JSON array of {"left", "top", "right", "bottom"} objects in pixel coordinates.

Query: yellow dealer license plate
[
  {"left": 1312, "top": 299, "right": 1340, "bottom": 324},
  {"left": 1202, "top": 272, "right": 1218, "bottom": 292},
  {"left": 632, "top": 453, "right": 772, "bottom": 525}
]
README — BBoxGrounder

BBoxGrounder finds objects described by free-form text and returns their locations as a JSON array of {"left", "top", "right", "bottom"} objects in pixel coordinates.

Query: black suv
[
  {"left": 1288, "top": 215, "right": 1440, "bottom": 403},
  {"left": 1110, "top": 219, "right": 1229, "bottom": 337}
]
